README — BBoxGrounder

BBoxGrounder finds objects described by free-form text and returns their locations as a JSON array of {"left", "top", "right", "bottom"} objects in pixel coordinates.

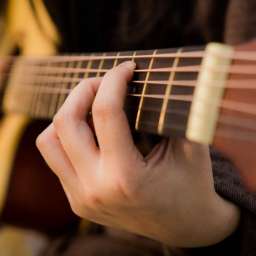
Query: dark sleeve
[{"left": 183, "top": 149, "right": 256, "bottom": 256}]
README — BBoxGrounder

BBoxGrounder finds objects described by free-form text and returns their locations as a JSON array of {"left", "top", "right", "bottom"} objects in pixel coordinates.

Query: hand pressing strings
[{"left": 36, "top": 61, "right": 240, "bottom": 247}]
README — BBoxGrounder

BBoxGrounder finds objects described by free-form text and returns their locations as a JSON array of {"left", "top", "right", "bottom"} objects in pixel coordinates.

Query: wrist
[
  {"left": 203, "top": 193, "right": 240, "bottom": 246},
  {"left": 147, "top": 193, "right": 241, "bottom": 248}
]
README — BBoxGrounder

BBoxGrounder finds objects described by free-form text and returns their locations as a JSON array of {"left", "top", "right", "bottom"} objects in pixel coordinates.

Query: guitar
[{"left": 0, "top": 0, "right": 256, "bottom": 236}]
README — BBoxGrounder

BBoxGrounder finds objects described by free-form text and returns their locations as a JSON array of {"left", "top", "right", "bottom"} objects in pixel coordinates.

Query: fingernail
[{"left": 119, "top": 61, "right": 136, "bottom": 70}]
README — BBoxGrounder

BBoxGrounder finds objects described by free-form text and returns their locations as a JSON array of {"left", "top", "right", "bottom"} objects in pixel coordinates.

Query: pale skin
[{"left": 36, "top": 61, "right": 240, "bottom": 247}]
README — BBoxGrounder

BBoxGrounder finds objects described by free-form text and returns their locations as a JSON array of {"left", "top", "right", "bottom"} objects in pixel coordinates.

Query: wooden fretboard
[{"left": 3, "top": 47, "right": 204, "bottom": 137}]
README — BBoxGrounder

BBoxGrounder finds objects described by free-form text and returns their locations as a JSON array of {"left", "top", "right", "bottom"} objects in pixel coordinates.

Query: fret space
[{"left": 161, "top": 48, "right": 203, "bottom": 137}]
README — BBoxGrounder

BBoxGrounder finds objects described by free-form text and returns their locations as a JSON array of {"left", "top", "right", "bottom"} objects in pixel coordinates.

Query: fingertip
[
  {"left": 116, "top": 61, "right": 136, "bottom": 82},
  {"left": 118, "top": 60, "right": 136, "bottom": 70},
  {"left": 103, "top": 60, "right": 135, "bottom": 84}
]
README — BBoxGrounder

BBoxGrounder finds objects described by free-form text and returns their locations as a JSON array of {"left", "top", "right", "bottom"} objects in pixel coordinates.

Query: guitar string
[
  {"left": 126, "top": 103, "right": 256, "bottom": 140},
  {"left": 13, "top": 82, "right": 256, "bottom": 116},
  {"left": 0, "top": 47, "right": 255, "bottom": 78},
  {"left": 6, "top": 80, "right": 256, "bottom": 139},
  {"left": 125, "top": 105, "right": 256, "bottom": 132},
  {"left": 1, "top": 52, "right": 256, "bottom": 131},
  {"left": 1, "top": 52, "right": 255, "bottom": 109},
  {"left": 2, "top": 68, "right": 255, "bottom": 119},
  {"left": 7, "top": 51, "right": 205, "bottom": 62},
  {"left": 9, "top": 87, "right": 256, "bottom": 136},
  {"left": 7, "top": 64, "right": 256, "bottom": 76},
  {"left": 1, "top": 49, "right": 256, "bottom": 62},
  {"left": 2, "top": 70, "right": 256, "bottom": 91},
  {"left": 0, "top": 62, "right": 255, "bottom": 77},
  {"left": 134, "top": 118, "right": 256, "bottom": 143},
  {"left": 17, "top": 76, "right": 256, "bottom": 90},
  {"left": 9, "top": 99, "right": 256, "bottom": 140},
  {"left": 8, "top": 97, "right": 256, "bottom": 143},
  {"left": 135, "top": 118, "right": 256, "bottom": 140}
]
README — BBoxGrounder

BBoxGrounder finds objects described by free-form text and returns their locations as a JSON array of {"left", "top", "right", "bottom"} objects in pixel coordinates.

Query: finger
[
  {"left": 36, "top": 124, "right": 78, "bottom": 192},
  {"left": 53, "top": 78, "right": 101, "bottom": 170},
  {"left": 92, "top": 61, "right": 139, "bottom": 160}
]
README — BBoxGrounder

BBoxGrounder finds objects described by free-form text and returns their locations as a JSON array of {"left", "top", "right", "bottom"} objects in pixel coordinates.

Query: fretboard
[{"left": 3, "top": 47, "right": 204, "bottom": 137}]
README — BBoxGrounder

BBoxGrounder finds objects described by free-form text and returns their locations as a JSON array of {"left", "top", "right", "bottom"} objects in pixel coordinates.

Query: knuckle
[
  {"left": 53, "top": 111, "right": 70, "bottom": 131},
  {"left": 92, "top": 101, "right": 117, "bottom": 121},
  {"left": 113, "top": 175, "right": 137, "bottom": 200},
  {"left": 35, "top": 132, "right": 46, "bottom": 149},
  {"left": 36, "top": 127, "right": 55, "bottom": 149},
  {"left": 85, "top": 191, "right": 103, "bottom": 210}
]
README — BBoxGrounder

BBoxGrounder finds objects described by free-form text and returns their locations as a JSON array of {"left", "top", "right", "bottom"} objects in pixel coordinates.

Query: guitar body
[{"left": 0, "top": 0, "right": 78, "bottom": 234}]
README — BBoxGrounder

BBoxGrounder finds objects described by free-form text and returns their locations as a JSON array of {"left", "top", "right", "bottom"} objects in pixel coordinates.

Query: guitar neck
[
  {"left": 2, "top": 42, "right": 256, "bottom": 189},
  {"left": 2, "top": 43, "right": 255, "bottom": 142},
  {"left": 3, "top": 46, "right": 204, "bottom": 138}
]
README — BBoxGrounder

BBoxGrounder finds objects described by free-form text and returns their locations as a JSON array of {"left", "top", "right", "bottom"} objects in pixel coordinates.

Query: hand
[{"left": 36, "top": 61, "right": 240, "bottom": 247}]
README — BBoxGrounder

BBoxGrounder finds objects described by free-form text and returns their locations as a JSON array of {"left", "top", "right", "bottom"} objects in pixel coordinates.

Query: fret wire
[
  {"left": 41, "top": 61, "right": 55, "bottom": 117},
  {"left": 43, "top": 61, "right": 54, "bottom": 118},
  {"left": 30, "top": 62, "right": 45, "bottom": 116},
  {"left": 55, "top": 62, "right": 65, "bottom": 112},
  {"left": 48, "top": 62, "right": 66, "bottom": 117},
  {"left": 158, "top": 48, "right": 182, "bottom": 134},
  {"left": 96, "top": 53, "right": 106, "bottom": 77},
  {"left": 18, "top": 63, "right": 31, "bottom": 114},
  {"left": 71, "top": 59, "right": 83, "bottom": 90},
  {"left": 135, "top": 50, "right": 157, "bottom": 130},
  {"left": 33, "top": 63, "right": 42, "bottom": 117},
  {"left": 62, "top": 60, "right": 83, "bottom": 117},
  {"left": 131, "top": 51, "right": 137, "bottom": 64},
  {"left": 113, "top": 52, "right": 121, "bottom": 67},
  {"left": 56, "top": 59, "right": 75, "bottom": 112},
  {"left": 84, "top": 53, "right": 93, "bottom": 79},
  {"left": 44, "top": 61, "right": 55, "bottom": 118},
  {"left": 35, "top": 61, "right": 50, "bottom": 117}
]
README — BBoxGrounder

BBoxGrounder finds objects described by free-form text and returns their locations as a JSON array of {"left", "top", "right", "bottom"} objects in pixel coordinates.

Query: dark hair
[
  {"left": 119, "top": 0, "right": 195, "bottom": 44},
  {"left": 119, "top": 0, "right": 173, "bottom": 44},
  {"left": 42, "top": 0, "right": 202, "bottom": 52}
]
